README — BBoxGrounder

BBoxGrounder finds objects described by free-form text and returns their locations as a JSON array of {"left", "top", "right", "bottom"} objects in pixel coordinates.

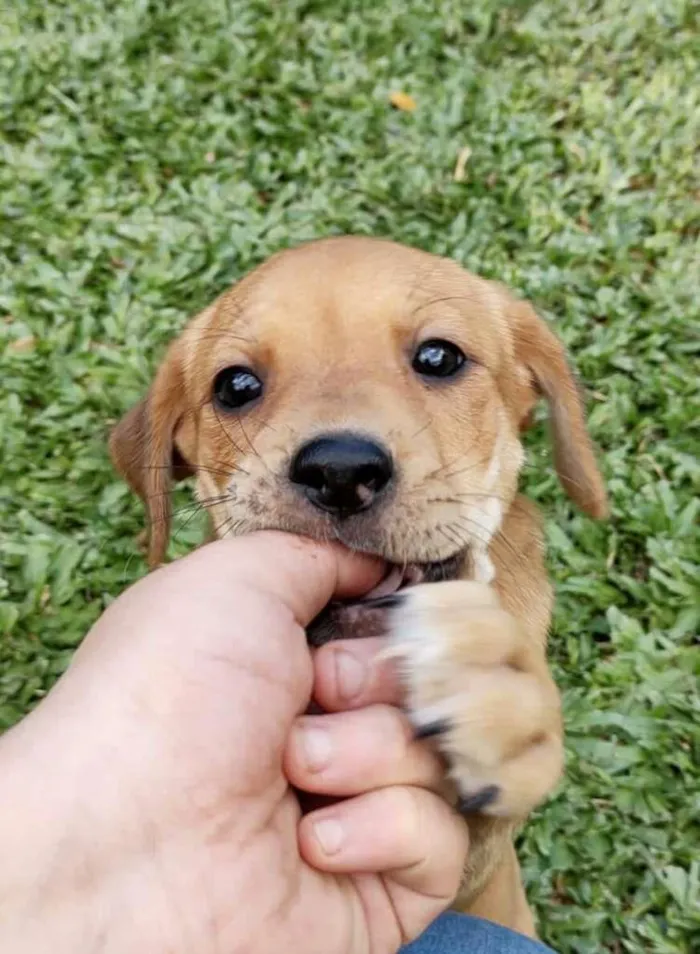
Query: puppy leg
[
  {"left": 458, "top": 842, "right": 536, "bottom": 937},
  {"left": 377, "top": 580, "right": 560, "bottom": 933},
  {"left": 383, "top": 579, "right": 563, "bottom": 819}
]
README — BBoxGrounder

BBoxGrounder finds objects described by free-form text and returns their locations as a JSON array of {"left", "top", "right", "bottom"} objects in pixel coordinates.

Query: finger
[
  {"left": 299, "top": 786, "right": 468, "bottom": 901},
  {"left": 174, "top": 532, "right": 386, "bottom": 627},
  {"left": 285, "top": 706, "right": 442, "bottom": 796},
  {"left": 313, "top": 638, "right": 404, "bottom": 711}
]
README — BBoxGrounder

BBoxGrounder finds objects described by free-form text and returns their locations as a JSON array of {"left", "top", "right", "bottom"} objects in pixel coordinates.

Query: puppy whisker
[
  {"left": 212, "top": 404, "right": 252, "bottom": 464},
  {"left": 144, "top": 491, "right": 233, "bottom": 508},
  {"left": 408, "top": 419, "right": 433, "bottom": 443},
  {"left": 425, "top": 492, "right": 510, "bottom": 506},
  {"left": 146, "top": 500, "right": 228, "bottom": 528},
  {"left": 419, "top": 448, "right": 492, "bottom": 486},
  {"left": 410, "top": 293, "right": 483, "bottom": 317},
  {"left": 454, "top": 515, "right": 530, "bottom": 569},
  {"left": 238, "top": 415, "right": 278, "bottom": 483},
  {"left": 256, "top": 417, "right": 281, "bottom": 436},
  {"left": 171, "top": 499, "right": 214, "bottom": 545},
  {"left": 438, "top": 522, "right": 465, "bottom": 551},
  {"left": 211, "top": 514, "right": 238, "bottom": 539},
  {"left": 439, "top": 453, "right": 495, "bottom": 482},
  {"left": 141, "top": 463, "right": 248, "bottom": 481},
  {"left": 190, "top": 329, "right": 255, "bottom": 347}
]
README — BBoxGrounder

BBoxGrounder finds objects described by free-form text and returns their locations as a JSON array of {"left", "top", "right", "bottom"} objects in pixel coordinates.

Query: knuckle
[
  {"left": 374, "top": 705, "right": 415, "bottom": 765},
  {"left": 387, "top": 785, "right": 426, "bottom": 846}
]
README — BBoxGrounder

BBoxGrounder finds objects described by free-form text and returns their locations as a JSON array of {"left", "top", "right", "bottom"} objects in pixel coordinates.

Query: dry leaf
[
  {"left": 453, "top": 145, "right": 472, "bottom": 182},
  {"left": 8, "top": 335, "right": 36, "bottom": 353},
  {"left": 389, "top": 91, "right": 417, "bottom": 112},
  {"left": 204, "top": 151, "right": 216, "bottom": 163}
]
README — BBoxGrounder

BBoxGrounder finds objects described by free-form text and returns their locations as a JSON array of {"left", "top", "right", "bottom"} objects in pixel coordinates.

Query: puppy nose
[{"left": 289, "top": 433, "right": 394, "bottom": 517}]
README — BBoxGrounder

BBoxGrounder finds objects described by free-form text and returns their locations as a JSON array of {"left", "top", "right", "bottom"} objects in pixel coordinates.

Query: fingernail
[
  {"left": 335, "top": 649, "right": 366, "bottom": 702},
  {"left": 299, "top": 725, "right": 332, "bottom": 772},
  {"left": 313, "top": 817, "right": 344, "bottom": 855}
]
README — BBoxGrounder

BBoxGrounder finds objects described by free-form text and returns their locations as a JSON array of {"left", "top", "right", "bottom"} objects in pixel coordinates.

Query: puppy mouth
[
  {"left": 307, "top": 551, "right": 464, "bottom": 648},
  {"left": 361, "top": 551, "right": 464, "bottom": 599}
]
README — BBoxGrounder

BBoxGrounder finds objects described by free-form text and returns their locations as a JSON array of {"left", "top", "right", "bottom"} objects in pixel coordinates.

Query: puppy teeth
[
  {"left": 363, "top": 564, "right": 404, "bottom": 600},
  {"left": 403, "top": 564, "right": 423, "bottom": 586}
]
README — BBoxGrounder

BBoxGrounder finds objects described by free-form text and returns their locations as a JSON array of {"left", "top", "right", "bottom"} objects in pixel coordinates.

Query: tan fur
[
  {"left": 109, "top": 236, "right": 607, "bottom": 937},
  {"left": 384, "top": 580, "right": 563, "bottom": 817}
]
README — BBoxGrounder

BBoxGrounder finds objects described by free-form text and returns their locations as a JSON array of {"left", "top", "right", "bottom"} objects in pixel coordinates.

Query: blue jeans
[{"left": 401, "top": 913, "right": 555, "bottom": 953}]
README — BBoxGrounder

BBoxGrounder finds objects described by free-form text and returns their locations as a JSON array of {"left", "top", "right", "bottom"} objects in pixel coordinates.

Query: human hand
[{"left": 0, "top": 533, "right": 468, "bottom": 954}]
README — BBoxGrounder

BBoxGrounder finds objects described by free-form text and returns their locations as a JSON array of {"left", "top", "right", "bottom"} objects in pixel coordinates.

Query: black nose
[{"left": 289, "top": 433, "right": 394, "bottom": 517}]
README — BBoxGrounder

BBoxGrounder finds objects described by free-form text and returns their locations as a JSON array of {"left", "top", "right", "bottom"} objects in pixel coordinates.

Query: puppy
[{"left": 109, "top": 236, "right": 607, "bottom": 937}]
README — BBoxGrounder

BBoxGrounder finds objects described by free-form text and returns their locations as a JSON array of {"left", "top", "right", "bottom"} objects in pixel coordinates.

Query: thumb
[
  {"left": 69, "top": 532, "right": 385, "bottom": 679},
  {"left": 184, "top": 532, "right": 386, "bottom": 626}
]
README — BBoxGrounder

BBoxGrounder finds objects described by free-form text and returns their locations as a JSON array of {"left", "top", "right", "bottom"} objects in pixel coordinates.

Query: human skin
[{"left": 0, "top": 533, "right": 469, "bottom": 954}]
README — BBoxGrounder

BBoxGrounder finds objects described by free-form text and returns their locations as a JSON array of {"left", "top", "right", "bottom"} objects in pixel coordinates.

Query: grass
[{"left": 1, "top": 0, "right": 698, "bottom": 950}]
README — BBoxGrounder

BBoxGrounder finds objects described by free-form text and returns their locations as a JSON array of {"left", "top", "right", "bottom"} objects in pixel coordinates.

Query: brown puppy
[{"left": 110, "top": 236, "right": 607, "bottom": 937}]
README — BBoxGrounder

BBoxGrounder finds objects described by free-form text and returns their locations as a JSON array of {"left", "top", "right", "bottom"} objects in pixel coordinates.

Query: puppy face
[{"left": 111, "top": 237, "right": 606, "bottom": 584}]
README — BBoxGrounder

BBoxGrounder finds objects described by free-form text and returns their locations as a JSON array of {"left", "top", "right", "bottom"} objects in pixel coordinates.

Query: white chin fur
[{"left": 472, "top": 550, "right": 495, "bottom": 584}]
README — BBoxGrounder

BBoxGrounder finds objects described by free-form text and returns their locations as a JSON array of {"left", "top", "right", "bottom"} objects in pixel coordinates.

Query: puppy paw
[{"left": 382, "top": 580, "right": 564, "bottom": 818}]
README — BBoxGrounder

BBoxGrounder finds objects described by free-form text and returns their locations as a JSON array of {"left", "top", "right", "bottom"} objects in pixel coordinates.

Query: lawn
[{"left": 1, "top": 0, "right": 698, "bottom": 950}]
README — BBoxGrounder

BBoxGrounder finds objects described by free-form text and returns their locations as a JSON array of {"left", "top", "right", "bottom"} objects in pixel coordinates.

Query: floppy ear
[
  {"left": 109, "top": 338, "right": 195, "bottom": 567},
  {"left": 511, "top": 301, "right": 608, "bottom": 519}
]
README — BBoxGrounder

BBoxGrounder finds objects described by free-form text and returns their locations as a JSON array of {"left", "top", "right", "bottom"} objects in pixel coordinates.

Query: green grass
[{"left": 1, "top": 0, "right": 698, "bottom": 950}]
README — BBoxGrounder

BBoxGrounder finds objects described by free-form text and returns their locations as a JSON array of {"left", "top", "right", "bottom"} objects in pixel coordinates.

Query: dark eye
[
  {"left": 412, "top": 339, "right": 466, "bottom": 379},
  {"left": 213, "top": 366, "right": 263, "bottom": 410}
]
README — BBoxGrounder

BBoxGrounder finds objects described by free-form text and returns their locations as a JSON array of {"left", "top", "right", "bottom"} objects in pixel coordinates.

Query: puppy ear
[
  {"left": 109, "top": 338, "right": 194, "bottom": 567},
  {"left": 511, "top": 301, "right": 608, "bottom": 518}
]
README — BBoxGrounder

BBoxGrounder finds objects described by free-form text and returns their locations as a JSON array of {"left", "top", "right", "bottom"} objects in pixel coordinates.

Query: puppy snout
[{"left": 289, "top": 432, "right": 394, "bottom": 517}]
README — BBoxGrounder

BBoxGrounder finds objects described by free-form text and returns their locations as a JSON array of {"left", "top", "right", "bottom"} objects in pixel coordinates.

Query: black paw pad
[{"left": 457, "top": 785, "right": 500, "bottom": 814}]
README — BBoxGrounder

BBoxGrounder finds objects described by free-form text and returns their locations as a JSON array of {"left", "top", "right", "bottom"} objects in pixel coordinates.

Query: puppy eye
[
  {"left": 213, "top": 366, "right": 263, "bottom": 410},
  {"left": 412, "top": 339, "right": 466, "bottom": 379}
]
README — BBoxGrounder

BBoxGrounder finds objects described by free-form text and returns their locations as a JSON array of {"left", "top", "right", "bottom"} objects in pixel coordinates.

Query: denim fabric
[{"left": 401, "top": 913, "right": 555, "bottom": 954}]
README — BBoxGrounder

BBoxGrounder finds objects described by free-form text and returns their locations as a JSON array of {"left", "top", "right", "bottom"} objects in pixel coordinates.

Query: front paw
[{"left": 383, "top": 580, "right": 563, "bottom": 818}]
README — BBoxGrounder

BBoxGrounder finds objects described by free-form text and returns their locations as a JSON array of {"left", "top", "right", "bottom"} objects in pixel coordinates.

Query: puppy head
[{"left": 110, "top": 237, "right": 606, "bottom": 579}]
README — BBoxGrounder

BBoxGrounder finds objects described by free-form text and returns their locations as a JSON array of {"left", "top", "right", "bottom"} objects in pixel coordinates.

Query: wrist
[{"left": 0, "top": 714, "right": 103, "bottom": 954}]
